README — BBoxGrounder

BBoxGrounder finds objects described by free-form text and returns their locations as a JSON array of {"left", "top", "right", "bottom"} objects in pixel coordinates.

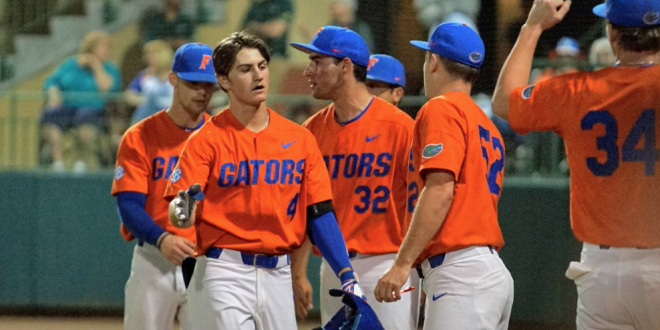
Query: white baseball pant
[
  {"left": 124, "top": 243, "right": 190, "bottom": 330},
  {"left": 567, "top": 243, "right": 660, "bottom": 330},
  {"left": 187, "top": 248, "right": 296, "bottom": 330},
  {"left": 419, "top": 246, "right": 514, "bottom": 330}
]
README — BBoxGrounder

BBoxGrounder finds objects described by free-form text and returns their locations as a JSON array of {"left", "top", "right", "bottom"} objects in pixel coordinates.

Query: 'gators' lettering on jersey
[
  {"left": 408, "top": 92, "right": 505, "bottom": 266},
  {"left": 303, "top": 97, "right": 414, "bottom": 255},
  {"left": 164, "top": 109, "right": 333, "bottom": 256},
  {"left": 509, "top": 67, "right": 660, "bottom": 247},
  {"left": 217, "top": 159, "right": 304, "bottom": 186},
  {"left": 111, "top": 110, "right": 209, "bottom": 242}
]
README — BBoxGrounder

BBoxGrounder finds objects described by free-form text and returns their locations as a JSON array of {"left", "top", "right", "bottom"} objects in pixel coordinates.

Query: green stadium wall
[{"left": 0, "top": 172, "right": 580, "bottom": 325}]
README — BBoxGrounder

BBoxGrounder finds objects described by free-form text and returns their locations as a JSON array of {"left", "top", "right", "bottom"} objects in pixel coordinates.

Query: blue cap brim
[
  {"left": 410, "top": 40, "right": 431, "bottom": 51},
  {"left": 366, "top": 74, "right": 404, "bottom": 87},
  {"left": 593, "top": 4, "right": 606, "bottom": 18},
  {"left": 177, "top": 72, "right": 216, "bottom": 84},
  {"left": 290, "top": 42, "right": 339, "bottom": 60}
]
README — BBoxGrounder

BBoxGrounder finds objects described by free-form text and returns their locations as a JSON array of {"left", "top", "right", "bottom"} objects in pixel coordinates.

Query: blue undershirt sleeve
[
  {"left": 116, "top": 192, "right": 165, "bottom": 246},
  {"left": 310, "top": 211, "right": 355, "bottom": 282}
]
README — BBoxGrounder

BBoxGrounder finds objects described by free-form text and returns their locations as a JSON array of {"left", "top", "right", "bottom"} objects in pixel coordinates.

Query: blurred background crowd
[{"left": 0, "top": 0, "right": 613, "bottom": 176}]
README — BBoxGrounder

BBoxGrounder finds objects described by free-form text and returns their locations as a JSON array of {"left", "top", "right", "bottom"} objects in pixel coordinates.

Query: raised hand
[{"left": 526, "top": 0, "right": 572, "bottom": 31}]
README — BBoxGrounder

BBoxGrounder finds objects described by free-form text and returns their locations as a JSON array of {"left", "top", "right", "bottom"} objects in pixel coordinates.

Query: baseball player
[
  {"left": 491, "top": 0, "right": 660, "bottom": 329},
  {"left": 375, "top": 23, "right": 514, "bottom": 330},
  {"left": 164, "top": 31, "right": 365, "bottom": 330},
  {"left": 365, "top": 54, "right": 406, "bottom": 107},
  {"left": 110, "top": 42, "right": 216, "bottom": 330},
  {"left": 289, "top": 26, "right": 419, "bottom": 329}
]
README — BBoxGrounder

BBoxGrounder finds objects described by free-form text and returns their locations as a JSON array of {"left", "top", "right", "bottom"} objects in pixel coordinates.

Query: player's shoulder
[
  {"left": 302, "top": 104, "right": 333, "bottom": 128},
  {"left": 272, "top": 109, "right": 316, "bottom": 137},
  {"left": 369, "top": 97, "right": 414, "bottom": 128},
  {"left": 422, "top": 92, "right": 468, "bottom": 116},
  {"left": 186, "top": 112, "right": 219, "bottom": 142},
  {"left": 122, "top": 110, "right": 164, "bottom": 140},
  {"left": 117, "top": 112, "right": 166, "bottom": 153}
]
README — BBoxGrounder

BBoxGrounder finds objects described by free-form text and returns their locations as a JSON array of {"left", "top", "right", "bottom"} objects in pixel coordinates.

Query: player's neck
[
  {"left": 167, "top": 105, "right": 204, "bottom": 130},
  {"left": 228, "top": 102, "right": 269, "bottom": 133},
  {"left": 333, "top": 85, "right": 373, "bottom": 123},
  {"left": 429, "top": 80, "right": 472, "bottom": 99},
  {"left": 615, "top": 51, "right": 660, "bottom": 67}
]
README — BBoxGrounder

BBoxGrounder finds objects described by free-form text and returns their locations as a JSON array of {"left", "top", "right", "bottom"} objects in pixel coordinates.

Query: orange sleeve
[
  {"left": 111, "top": 128, "right": 150, "bottom": 195},
  {"left": 508, "top": 74, "right": 574, "bottom": 135},
  {"left": 163, "top": 129, "right": 212, "bottom": 200},
  {"left": 302, "top": 133, "right": 333, "bottom": 206},
  {"left": 417, "top": 101, "right": 467, "bottom": 181}
]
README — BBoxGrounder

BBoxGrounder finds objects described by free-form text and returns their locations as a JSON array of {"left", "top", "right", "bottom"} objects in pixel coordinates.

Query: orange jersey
[
  {"left": 303, "top": 97, "right": 414, "bottom": 255},
  {"left": 164, "top": 108, "right": 333, "bottom": 256},
  {"left": 111, "top": 110, "right": 210, "bottom": 242},
  {"left": 408, "top": 91, "right": 505, "bottom": 266},
  {"left": 509, "top": 66, "right": 660, "bottom": 248}
]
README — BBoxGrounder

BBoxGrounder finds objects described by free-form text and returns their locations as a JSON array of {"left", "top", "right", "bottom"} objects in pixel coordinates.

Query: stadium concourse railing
[{"left": 0, "top": 90, "right": 569, "bottom": 175}]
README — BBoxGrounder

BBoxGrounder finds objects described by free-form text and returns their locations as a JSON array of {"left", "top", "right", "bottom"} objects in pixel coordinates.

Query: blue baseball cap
[
  {"left": 172, "top": 42, "right": 216, "bottom": 83},
  {"left": 366, "top": 54, "right": 406, "bottom": 87},
  {"left": 290, "top": 26, "right": 370, "bottom": 67},
  {"left": 410, "top": 22, "right": 485, "bottom": 68},
  {"left": 593, "top": 0, "right": 660, "bottom": 27},
  {"left": 556, "top": 37, "right": 580, "bottom": 57}
]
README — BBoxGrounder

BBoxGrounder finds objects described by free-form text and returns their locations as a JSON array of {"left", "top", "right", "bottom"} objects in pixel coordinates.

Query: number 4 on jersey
[{"left": 287, "top": 193, "right": 299, "bottom": 220}]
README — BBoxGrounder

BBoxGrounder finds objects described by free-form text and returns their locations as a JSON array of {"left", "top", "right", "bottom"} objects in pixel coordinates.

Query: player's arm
[
  {"left": 492, "top": 0, "right": 571, "bottom": 120},
  {"left": 165, "top": 132, "right": 211, "bottom": 228},
  {"left": 375, "top": 169, "right": 454, "bottom": 303},
  {"left": 290, "top": 236, "right": 313, "bottom": 319},
  {"left": 117, "top": 192, "right": 165, "bottom": 245},
  {"left": 118, "top": 192, "right": 194, "bottom": 265},
  {"left": 113, "top": 131, "right": 164, "bottom": 245},
  {"left": 306, "top": 200, "right": 366, "bottom": 300}
]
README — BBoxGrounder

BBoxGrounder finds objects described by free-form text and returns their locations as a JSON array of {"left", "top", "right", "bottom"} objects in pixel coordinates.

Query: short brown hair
[
  {"left": 432, "top": 52, "right": 480, "bottom": 84},
  {"left": 328, "top": 57, "right": 367, "bottom": 82},
  {"left": 212, "top": 31, "right": 270, "bottom": 77},
  {"left": 612, "top": 24, "right": 660, "bottom": 52}
]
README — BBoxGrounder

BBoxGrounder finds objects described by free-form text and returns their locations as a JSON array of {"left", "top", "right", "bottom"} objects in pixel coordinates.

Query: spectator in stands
[
  {"left": 414, "top": 0, "right": 481, "bottom": 36},
  {"left": 532, "top": 36, "right": 582, "bottom": 83},
  {"left": 329, "top": 0, "right": 374, "bottom": 51},
  {"left": 41, "top": 30, "right": 121, "bottom": 173},
  {"left": 125, "top": 40, "right": 174, "bottom": 125},
  {"left": 140, "top": 0, "right": 195, "bottom": 50},
  {"left": 589, "top": 37, "right": 615, "bottom": 70},
  {"left": 242, "top": 0, "right": 295, "bottom": 58}
]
